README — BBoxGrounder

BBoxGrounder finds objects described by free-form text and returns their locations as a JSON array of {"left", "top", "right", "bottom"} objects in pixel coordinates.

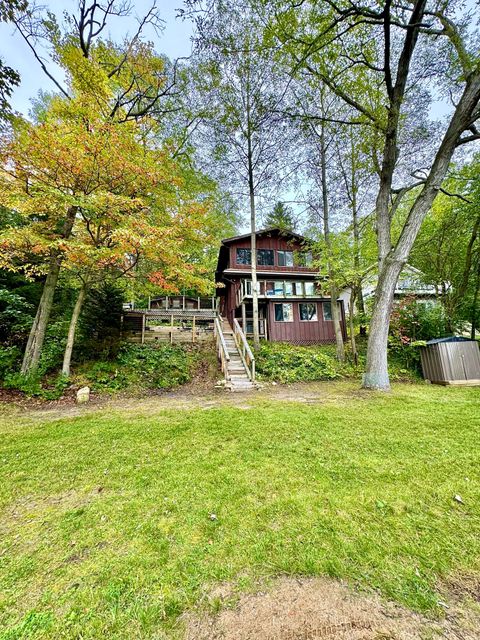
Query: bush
[
  {"left": 0, "top": 345, "right": 21, "bottom": 382},
  {"left": 78, "top": 283, "right": 123, "bottom": 360},
  {"left": 255, "top": 342, "right": 342, "bottom": 383},
  {"left": 78, "top": 343, "right": 193, "bottom": 392},
  {"left": 389, "top": 297, "right": 449, "bottom": 372},
  {"left": 0, "top": 288, "right": 33, "bottom": 345}
]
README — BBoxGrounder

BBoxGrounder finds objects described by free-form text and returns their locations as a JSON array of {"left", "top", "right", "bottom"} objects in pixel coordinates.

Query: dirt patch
[{"left": 184, "top": 576, "right": 480, "bottom": 640}]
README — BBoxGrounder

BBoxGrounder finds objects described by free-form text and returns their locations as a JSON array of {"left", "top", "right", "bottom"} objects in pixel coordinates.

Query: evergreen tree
[{"left": 264, "top": 202, "right": 296, "bottom": 231}]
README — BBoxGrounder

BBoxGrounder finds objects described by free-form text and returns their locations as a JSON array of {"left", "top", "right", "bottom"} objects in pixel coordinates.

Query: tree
[
  {"left": 410, "top": 157, "right": 480, "bottom": 335},
  {"left": 266, "top": 0, "right": 480, "bottom": 389},
  {"left": 190, "top": 0, "right": 291, "bottom": 350},
  {"left": 264, "top": 201, "right": 296, "bottom": 231},
  {"left": 0, "top": 1, "right": 27, "bottom": 124},
  {"left": 0, "top": 1, "right": 186, "bottom": 374}
]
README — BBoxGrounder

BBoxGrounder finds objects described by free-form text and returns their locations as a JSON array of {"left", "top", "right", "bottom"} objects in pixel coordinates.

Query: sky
[{"left": 0, "top": 0, "right": 193, "bottom": 117}]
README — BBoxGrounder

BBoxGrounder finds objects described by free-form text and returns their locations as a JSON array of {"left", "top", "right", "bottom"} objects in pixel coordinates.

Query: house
[
  {"left": 339, "top": 264, "right": 439, "bottom": 315},
  {"left": 215, "top": 228, "right": 346, "bottom": 344}
]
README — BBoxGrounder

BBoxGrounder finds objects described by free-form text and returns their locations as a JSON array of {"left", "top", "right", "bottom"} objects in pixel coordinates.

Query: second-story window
[
  {"left": 236, "top": 248, "right": 251, "bottom": 265},
  {"left": 278, "top": 250, "right": 294, "bottom": 267},
  {"left": 236, "top": 248, "right": 274, "bottom": 266},
  {"left": 257, "top": 249, "right": 274, "bottom": 266}
]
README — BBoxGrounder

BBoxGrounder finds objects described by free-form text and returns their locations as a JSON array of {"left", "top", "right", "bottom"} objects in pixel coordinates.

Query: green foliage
[
  {"left": 3, "top": 371, "right": 69, "bottom": 399},
  {"left": 389, "top": 297, "right": 450, "bottom": 372},
  {"left": 264, "top": 201, "right": 296, "bottom": 231},
  {"left": 78, "top": 343, "right": 193, "bottom": 392},
  {"left": 0, "top": 287, "right": 33, "bottom": 344},
  {"left": 255, "top": 341, "right": 342, "bottom": 382},
  {"left": 78, "top": 283, "right": 123, "bottom": 360},
  {"left": 390, "top": 297, "right": 450, "bottom": 343},
  {"left": 0, "top": 345, "right": 21, "bottom": 381}
]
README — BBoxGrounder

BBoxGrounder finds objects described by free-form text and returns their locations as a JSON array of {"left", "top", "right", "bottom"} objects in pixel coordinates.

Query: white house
[{"left": 339, "top": 264, "right": 439, "bottom": 315}]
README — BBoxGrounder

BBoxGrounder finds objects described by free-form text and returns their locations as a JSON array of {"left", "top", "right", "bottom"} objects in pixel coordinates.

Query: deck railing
[
  {"left": 214, "top": 317, "right": 231, "bottom": 382},
  {"left": 233, "top": 318, "right": 255, "bottom": 382}
]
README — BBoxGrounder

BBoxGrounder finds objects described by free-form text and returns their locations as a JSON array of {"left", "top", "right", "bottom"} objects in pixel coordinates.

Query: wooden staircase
[{"left": 214, "top": 317, "right": 256, "bottom": 392}]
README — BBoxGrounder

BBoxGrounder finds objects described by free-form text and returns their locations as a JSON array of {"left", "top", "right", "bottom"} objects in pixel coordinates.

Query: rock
[
  {"left": 209, "top": 513, "right": 218, "bottom": 521},
  {"left": 76, "top": 386, "right": 90, "bottom": 404},
  {"left": 453, "top": 494, "right": 464, "bottom": 504}
]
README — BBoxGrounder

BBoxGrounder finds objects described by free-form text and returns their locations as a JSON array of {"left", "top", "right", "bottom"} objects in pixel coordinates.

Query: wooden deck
[{"left": 121, "top": 309, "right": 216, "bottom": 344}]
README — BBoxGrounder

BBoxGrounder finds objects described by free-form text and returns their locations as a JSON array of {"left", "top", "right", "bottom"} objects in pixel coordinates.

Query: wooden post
[
  {"left": 197, "top": 296, "right": 200, "bottom": 310},
  {"left": 148, "top": 296, "right": 151, "bottom": 310},
  {"left": 141, "top": 313, "right": 146, "bottom": 344},
  {"left": 170, "top": 314, "right": 174, "bottom": 344},
  {"left": 120, "top": 314, "right": 124, "bottom": 339},
  {"left": 242, "top": 302, "right": 247, "bottom": 334},
  {"left": 192, "top": 315, "right": 196, "bottom": 344},
  {"left": 182, "top": 295, "right": 185, "bottom": 311}
]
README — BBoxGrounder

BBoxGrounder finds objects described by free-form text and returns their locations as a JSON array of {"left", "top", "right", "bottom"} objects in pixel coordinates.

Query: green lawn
[{"left": 1, "top": 383, "right": 479, "bottom": 639}]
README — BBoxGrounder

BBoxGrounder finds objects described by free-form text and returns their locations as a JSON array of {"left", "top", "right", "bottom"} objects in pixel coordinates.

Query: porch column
[{"left": 242, "top": 302, "right": 247, "bottom": 334}]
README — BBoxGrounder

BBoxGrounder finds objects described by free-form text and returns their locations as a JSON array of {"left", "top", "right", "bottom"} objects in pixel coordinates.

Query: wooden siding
[
  {"left": 229, "top": 234, "right": 317, "bottom": 274},
  {"left": 266, "top": 300, "right": 346, "bottom": 344}
]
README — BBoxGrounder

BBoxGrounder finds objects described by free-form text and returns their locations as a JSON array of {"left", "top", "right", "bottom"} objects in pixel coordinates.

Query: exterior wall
[
  {"left": 228, "top": 234, "right": 316, "bottom": 275},
  {"left": 266, "top": 299, "right": 345, "bottom": 344},
  {"left": 218, "top": 230, "right": 346, "bottom": 344}
]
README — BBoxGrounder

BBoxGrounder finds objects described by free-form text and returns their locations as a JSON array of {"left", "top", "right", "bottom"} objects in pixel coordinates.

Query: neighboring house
[
  {"left": 339, "top": 264, "right": 439, "bottom": 315},
  {"left": 215, "top": 228, "right": 346, "bottom": 344}
]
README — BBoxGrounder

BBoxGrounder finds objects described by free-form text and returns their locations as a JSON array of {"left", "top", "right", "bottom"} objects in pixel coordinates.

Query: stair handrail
[
  {"left": 214, "top": 316, "right": 231, "bottom": 381},
  {"left": 232, "top": 318, "right": 255, "bottom": 382}
]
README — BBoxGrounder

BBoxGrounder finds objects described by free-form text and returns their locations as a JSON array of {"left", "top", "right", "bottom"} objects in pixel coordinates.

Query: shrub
[
  {"left": 389, "top": 297, "right": 449, "bottom": 372},
  {"left": 78, "top": 343, "right": 193, "bottom": 392},
  {"left": 78, "top": 283, "right": 123, "bottom": 360},
  {"left": 0, "top": 288, "right": 33, "bottom": 345},
  {"left": 0, "top": 345, "right": 21, "bottom": 382},
  {"left": 255, "top": 342, "right": 342, "bottom": 383}
]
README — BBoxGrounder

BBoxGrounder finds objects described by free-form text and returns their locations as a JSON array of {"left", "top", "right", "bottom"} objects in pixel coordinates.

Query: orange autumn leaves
[{"left": 0, "top": 90, "right": 218, "bottom": 294}]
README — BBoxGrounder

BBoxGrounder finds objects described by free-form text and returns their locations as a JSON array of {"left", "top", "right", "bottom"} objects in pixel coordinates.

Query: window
[
  {"left": 274, "top": 281, "right": 284, "bottom": 295},
  {"left": 274, "top": 303, "right": 293, "bottom": 322},
  {"left": 299, "top": 303, "right": 318, "bottom": 321},
  {"left": 304, "top": 282, "right": 316, "bottom": 296},
  {"left": 236, "top": 248, "right": 251, "bottom": 265},
  {"left": 265, "top": 281, "right": 275, "bottom": 296},
  {"left": 284, "top": 281, "right": 293, "bottom": 295},
  {"left": 322, "top": 301, "right": 332, "bottom": 321},
  {"left": 237, "top": 248, "right": 274, "bottom": 266},
  {"left": 278, "top": 250, "right": 294, "bottom": 267},
  {"left": 304, "top": 252, "right": 313, "bottom": 266},
  {"left": 294, "top": 282, "right": 304, "bottom": 296},
  {"left": 257, "top": 249, "right": 274, "bottom": 266},
  {"left": 245, "top": 280, "right": 252, "bottom": 295}
]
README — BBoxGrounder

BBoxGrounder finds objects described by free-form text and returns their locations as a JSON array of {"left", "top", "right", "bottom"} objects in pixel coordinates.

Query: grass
[{"left": 0, "top": 382, "right": 479, "bottom": 639}]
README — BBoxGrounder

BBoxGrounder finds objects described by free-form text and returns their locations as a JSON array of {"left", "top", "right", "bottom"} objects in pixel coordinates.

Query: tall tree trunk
[
  {"left": 246, "top": 81, "right": 260, "bottom": 351},
  {"left": 364, "top": 67, "right": 480, "bottom": 389},
  {"left": 21, "top": 253, "right": 62, "bottom": 374},
  {"left": 471, "top": 262, "right": 480, "bottom": 339},
  {"left": 62, "top": 284, "right": 87, "bottom": 377},
  {"left": 21, "top": 205, "right": 78, "bottom": 375},
  {"left": 349, "top": 288, "right": 358, "bottom": 365},
  {"left": 350, "top": 146, "right": 366, "bottom": 337},
  {"left": 320, "top": 118, "right": 344, "bottom": 361}
]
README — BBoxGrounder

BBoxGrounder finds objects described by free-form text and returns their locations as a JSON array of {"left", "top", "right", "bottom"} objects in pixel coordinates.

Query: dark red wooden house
[{"left": 215, "top": 228, "right": 346, "bottom": 344}]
